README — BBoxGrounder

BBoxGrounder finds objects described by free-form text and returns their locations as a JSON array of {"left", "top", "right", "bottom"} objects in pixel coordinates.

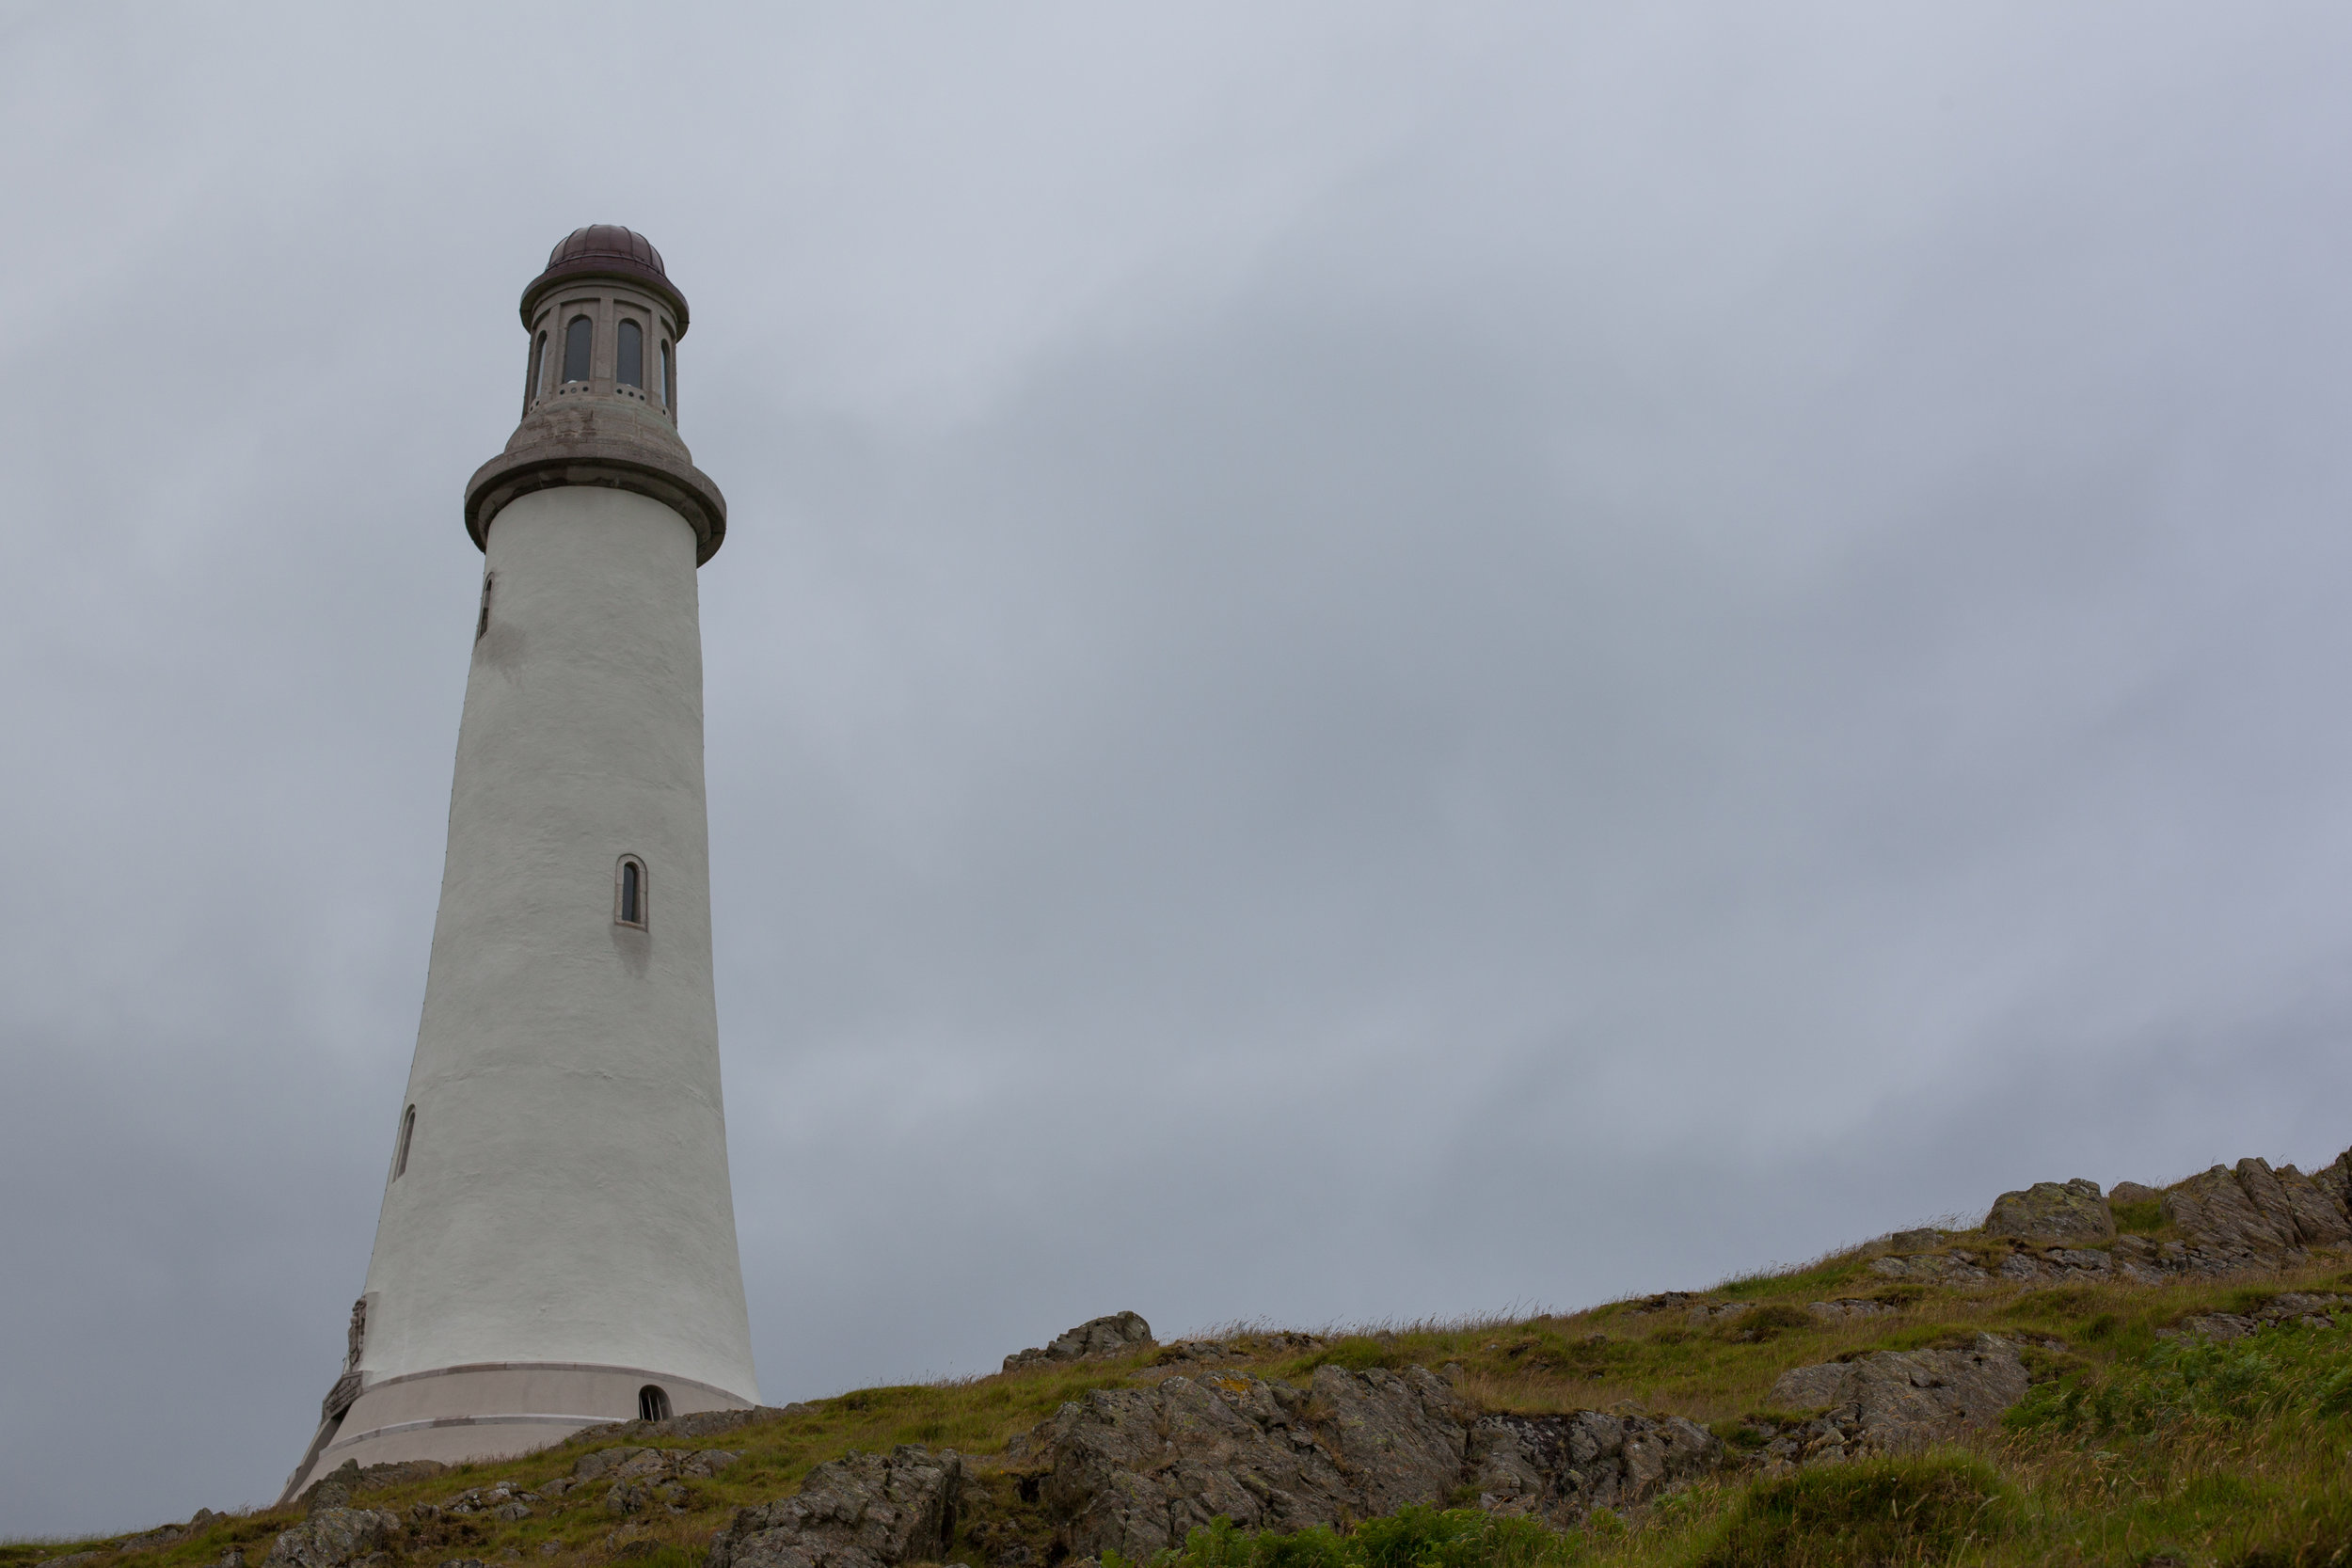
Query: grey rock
[
  {"left": 1867, "top": 1253, "right": 1991, "bottom": 1286},
  {"left": 1309, "top": 1366, "right": 1467, "bottom": 1515},
  {"left": 1983, "top": 1180, "right": 2114, "bottom": 1245},
  {"left": 1468, "top": 1411, "right": 1720, "bottom": 1524},
  {"left": 2174, "top": 1313, "right": 2258, "bottom": 1342},
  {"left": 2247, "top": 1160, "right": 2352, "bottom": 1247},
  {"left": 264, "top": 1510, "right": 402, "bottom": 1568},
  {"left": 1806, "top": 1299, "right": 1896, "bottom": 1323},
  {"left": 1766, "top": 1335, "right": 2028, "bottom": 1458},
  {"left": 707, "top": 1446, "right": 962, "bottom": 1568},
  {"left": 305, "top": 1462, "right": 363, "bottom": 1515},
  {"left": 36, "top": 1554, "right": 105, "bottom": 1568},
  {"left": 574, "top": 1448, "right": 649, "bottom": 1481},
  {"left": 1004, "top": 1313, "right": 1154, "bottom": 1373},
  {"left": 1684, "top": 1302, "right": 1753, "bottom": 1326},
  {"left": 490, "top": 1503, "right": 531, "bottom": 1524},
  {"left": 1034, "top": 1374, "right": 1358, "bottom": 1560},
  {"left": 1883, "top": 1228, "right": 1947, "bottom": 1253},
  {"left": 1030, "top": 1366, "right": 1462, "bottom": 1560},
  {"left": 2109, "top": 1235, "right": 2169, "bottom": 1283},
  {"left": 2312, "top": 1151, "right": 2352, "bottom": 1216},
  {"left": 2164, "top": 1165, "right": 2303, "bottom": 1254},
  {"left": 2108, "top": 1181, "right": 2162, "bottom": 1211}
]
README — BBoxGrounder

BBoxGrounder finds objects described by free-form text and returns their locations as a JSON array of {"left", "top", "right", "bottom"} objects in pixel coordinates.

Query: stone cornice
[{"left": 465, "top": 409, "right": 726, "bottom": 564}]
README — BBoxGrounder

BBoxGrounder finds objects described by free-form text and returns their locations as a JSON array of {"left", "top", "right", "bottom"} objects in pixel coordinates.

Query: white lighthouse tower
[{"left": 284, "top": 227, "right": 757, "bottom": 1497}]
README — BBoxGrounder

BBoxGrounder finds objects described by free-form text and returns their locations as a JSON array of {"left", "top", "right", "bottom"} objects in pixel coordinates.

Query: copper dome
[{"left": 520, "top": 225, "right": 690, "bottom": 336}]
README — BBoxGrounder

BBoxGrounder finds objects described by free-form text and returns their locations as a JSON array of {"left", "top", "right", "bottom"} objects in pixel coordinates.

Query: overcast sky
[{"left": 8, "top": 0, "right": 2352, "bottom": 1538}]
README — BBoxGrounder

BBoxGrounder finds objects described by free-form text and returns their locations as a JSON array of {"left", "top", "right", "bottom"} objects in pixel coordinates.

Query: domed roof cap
[{"left": 520, "top": 225, "right": 690, "bottom": 336}]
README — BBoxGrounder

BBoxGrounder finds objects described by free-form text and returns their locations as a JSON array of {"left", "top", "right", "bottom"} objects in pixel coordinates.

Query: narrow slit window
[
  {"left": 616, "top": 856, "right": 647, "bottom": 928},
  {"left": 476, "top": 572, "right": 494, "bottom": 641},
  {"left": 616, "top": 319, "right": 644, "bottom": 388},
  {"left": 563, "top": 315, "right": 593, "bottom": 383},
  {"left": 394, "top": 1105, "right": 417, "bottom": 1179},
  {"left": 525, "top": 332, "right": 545, "bottom": 410},
  {"left": 639, "top": 1385, "right": 671, "bottom": 1422},
  {"left": 660, "top": 341, "right": 673, "bottom": 408}
]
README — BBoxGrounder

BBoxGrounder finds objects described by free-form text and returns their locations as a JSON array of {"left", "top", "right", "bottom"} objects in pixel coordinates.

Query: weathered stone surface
[
  {"left": 1027, "top": 1366, "right": 1470, "bottom": 1559},
  {"left": 1023, "top": 1363, "right": 1703, "bottom": 1555},
  {"left": 2165, "top": 1165, "right": 2302, "bottom": 1254},
  {"left": 2108, "top": 1181, "right": 2162, "bottom": 1211},
  {"left": 2247, "top": 1161, "right": 2352, "bottom": 1247},
  {"left": 1685, "top": 1302, "right": 1753, "bottom": 1327},
  {"left": 707, "top": 1447, "right": 961, "bottom": 1568},
  {"left": 1033, "top": 1373, "right": 1358, "bottom": 1559},
  {"left": 1807, "top": 1299, "right": 1897, "bottom": 1323},
  {"left": 1984, "top": 1180, "right": 2114, "bottom": 1245},
  {"left": 1310, "top": 1366, "right": 1467, "bottom": 1515},
  {"left": 2312, "top": 1151, "right": 2352, "bottom": 1215},
  {"left": 1468, "top": 1411, "right": 1720, "bottom": 1525},
  {"left": 1883, "top": 1228, "right": 1949, "bottom": 1253},
  {"left": 1766, "top": 1335, "right": 2027, "bottom": 1459},
  {"left": 263, "top": 1509, "right": 401, "bottom": 1568},
  {"left": 1868, "top": 1253, "right": 1991, "bottom": 1286},
  {"left": 1004, "top": 1313, "right": 1155, "bottom": 1372},
  {"left": 2165, "top": 1293, "right": 2348, "bottom": 1341}
]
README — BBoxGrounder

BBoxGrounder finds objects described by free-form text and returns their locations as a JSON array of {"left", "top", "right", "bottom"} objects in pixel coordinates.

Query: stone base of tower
[{"left": 282, "top": 1362, "right": 753, "bottom": 1502}]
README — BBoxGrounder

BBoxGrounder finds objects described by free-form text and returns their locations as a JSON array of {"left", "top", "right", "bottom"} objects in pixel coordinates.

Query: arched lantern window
[
  {"left": 616, "top": 319, "right": 644, "bottom": 389},
  {"left": 563, "top": 315, "right": 593, "bottom": 384},
  {"left": 526, "top": 331, "right": 547, "bottom": 410},
  {"left": 638, "top": 1385, "right": 672, "bottom": 1421},
  {"left": 660, "top": 341, "right": 673, "bottom": 409}
]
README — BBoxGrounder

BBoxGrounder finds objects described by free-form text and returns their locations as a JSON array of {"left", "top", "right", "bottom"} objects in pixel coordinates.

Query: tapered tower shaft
[{"left": 285, "top": 228, "right": 755, "bottom": 1497}]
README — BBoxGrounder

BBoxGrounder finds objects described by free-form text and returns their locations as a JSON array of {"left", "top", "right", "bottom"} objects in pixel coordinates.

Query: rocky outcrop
[
  {"left": 1018, "top": 1362, "right": 1716, "bottom": 1559},
  {"left": 1983, "top": 1180, "right": 2114, "bottom": 1245},
  {"left": 1867, "top": 1253, "right": 1992, "bottom": 1286},
  {"left": 2166, "top": 1291, "right": 2349, "bottom": 1342},
  {"left": 2164, "top": 1160, "right": 2352, "bottom": 1257},
  {"left": 1029, "top": 1370, "right": 1398, "bottom": 1558},
  {"left": 707, "top": 1447, "right": 962, "bottom": 1568},
  {"left": 1763, "top": 1335, "right": 2027, "bottom": 1466},
  {"left": 1004, "top": 1312, "right": 1155, "bottom": 1372},
  {"left": 558, "top": 1448, "right": 742, "bottom": 1517},
  {"left": 1468, "top": 1412, "right": 1721, "bottom": 1525},
  {"left": 262, "top": 1509, "right": 401, "bottom": 1568}
]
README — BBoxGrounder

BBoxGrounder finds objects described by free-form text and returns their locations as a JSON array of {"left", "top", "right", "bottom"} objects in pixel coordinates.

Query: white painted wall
[{"left": 357, "top": 484, "right": 757, "bottom": 1403}]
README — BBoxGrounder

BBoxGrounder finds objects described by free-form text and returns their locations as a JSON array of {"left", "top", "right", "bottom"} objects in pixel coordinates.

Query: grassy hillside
[{"left": 13, "top": 1230, "right": 2352, "bottom": 1568}]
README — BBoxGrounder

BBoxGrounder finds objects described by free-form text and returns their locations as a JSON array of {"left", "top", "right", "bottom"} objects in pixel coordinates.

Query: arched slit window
[
  {"left": 394, "top": 1105, "right": 417, "bottom": 1179},
  {"left": 616, "top": 319, "right": 644, "bottom": 388},
  {"left": 615, "top": 856, "right": 647, "bottom": 928},
  {"left": 525, "top": 332, "right": 546, "bottom": 410},
  {"left": 563, "top": 315, "right": 593, "bottom": 384},
  {"left": 639, "top": 1385, "right": 672, "bottom": 1422},
  {"left": 660, "top": 341, "right": 673, "bottom": 408}
]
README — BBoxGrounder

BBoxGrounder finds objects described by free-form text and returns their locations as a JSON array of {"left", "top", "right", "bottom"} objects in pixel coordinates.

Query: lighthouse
[{"left": 284, "top": 228, "right": 757, "bottom": 1497}]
